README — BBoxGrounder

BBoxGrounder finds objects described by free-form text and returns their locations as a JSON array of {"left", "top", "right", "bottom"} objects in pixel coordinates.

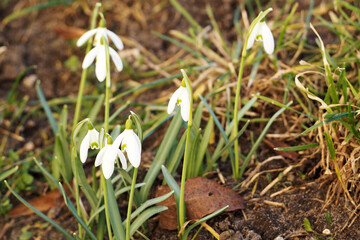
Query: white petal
[
  {"left": 109, "top": 47, "right": 123, "bottom": 72},
  {"left": 102, "top": 158, "right": 115, "bottom": 179},
  {"left": 106, "top": 29, "right": 124, "bottom": 50},
  {"left": 77, "top": 29, "right": 98, "bottom": 47},
  {"left": 102, "top": 148, "right": 117, "bottom": 179},
  {"left": 113, "top": 132, "right": 125, "bottom": 149},
  {"left": 179, "top": 88, "right": 190, "bottom": 122},
  {"left": 246, "top": 21, "right": 260, "bottom": 50},
  {"left": 117, "top": 149, "right": 127, "bottom": 169},
  {"left": 89, "top": 128, "right": 99, "bottom": 149},
  {"left": 82, "top": 47, "right": 98, "bottom": 69},
  {"left": 95, "top": 45, "right": 107, "bottom": 82},
  {"left": 259, "top": 22, "right": 274, "bottom": 54},
  {"left": 95, "top": 147, "right": 107, "bottom": 167},
  {"left": 80, "top": 133, "right": 90, "bottom": 163},
  {"left": 167, "top": 87, "right": 182, "bottom": 114},
  {"left": 123, "top": 130, "right": 141, "bottom": 168}
]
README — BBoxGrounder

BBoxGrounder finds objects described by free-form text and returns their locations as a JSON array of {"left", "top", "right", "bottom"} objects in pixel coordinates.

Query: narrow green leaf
[
  {"left": 58, "top": 183, "right": 98, "bottom": 240},
  {"left": 183, "top": 205, "right": 229, "bottom": 239},
  {"left": 166, "top": 130, "right": 186, "bottom": 175},
  {"left": 303, "top": 217, "right": 313, "bottom": 232},
  {"left": 325, "top": 212, "right": 332, "bottom": 226},
  {"left": 2, "top": 0, "right": 74, "bottom": 25},
  {"left": 88, "top": 183, "right": 145, "bottom": 224},
  {"left": 140, "top": 111, "right": 183, "bottom": 202},
  {"left": 124, "top": 190, "right": 174, "bottom": 224},
  {"left": 130, "top": 206, "right": 168, "bottom": 236},
  {"left": 36, "top": 80, "right": 57, "bottom": 135},
  {"left": 161, "top": 165, "right": 180, "bottom": 201},
  {"left": 324, "top": 132, "right": 336, "bottom": 160},
  {"left": 239, "top": 102, "right": 292, "bottom": 179},
  {"left": 0, "top": 166, "right": 18, "bottom": 182},
  {"left": 274, "top": 143, "right": 319, "bottom": 151},
  {"left": 169, "top": 0, "right": 201, "bottom": 30},
  {"left": 105, "top": 179, "right": 126, "bottom": 240},
  {"left": 194, "top": 117, "right": 214, "bottom": 175}
]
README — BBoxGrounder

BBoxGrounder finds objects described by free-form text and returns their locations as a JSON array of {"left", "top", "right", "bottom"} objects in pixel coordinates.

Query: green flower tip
[
  {"left": 87, "top": 120, "right": 95, "bottom": 130},
  {"left": 125, "top": 118, "right": 133, "bottom": 130},
  {"left": 99, "top": 15, "right": 106, "bottom": 28},
  {"left": 106, "top": 134, "right": 113, "bottom": 145}
]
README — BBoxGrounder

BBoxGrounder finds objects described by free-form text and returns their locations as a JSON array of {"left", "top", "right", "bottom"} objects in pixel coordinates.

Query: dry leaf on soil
[
  {"left": 155, "top": 177, "right": 246, "bottom": 230},
  {"left": 8, "top": 187, "right": 67, "bottom": 218},
  {"left": 263, "top": 138, "right": 299, "bottom": 160}
]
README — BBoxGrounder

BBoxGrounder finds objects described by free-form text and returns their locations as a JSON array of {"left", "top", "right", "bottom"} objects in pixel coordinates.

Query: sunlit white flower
[
  {"left": 80, "top": 125, "right": 100, "bottom": 163},
  {"left": 113, "top": 121, "right": 142, "bottom": 168},
  {"left": 77, "top": 27, "right": 124, "bottom": 82},
  {"left": 246, "top": 18, "right": 274, "bottom": 54},
  {"left": 167, "top": 80, "right": 190, "bottom": 122},
  {"left": 95, "top": 136, "right": 127, "bottom": 179}
]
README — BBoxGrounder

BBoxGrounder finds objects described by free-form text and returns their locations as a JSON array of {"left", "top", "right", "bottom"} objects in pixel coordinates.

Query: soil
[{"left": 1, "top": 0, "right": 359, "bottom": 240}]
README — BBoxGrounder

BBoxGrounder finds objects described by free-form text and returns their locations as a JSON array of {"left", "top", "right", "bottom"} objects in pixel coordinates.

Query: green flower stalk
[
  {"left": 167, "top": 69, "right": 193, "bottom": 237},
  {"left": 232, "top": 8, "right": 274, "bottom": 179}
]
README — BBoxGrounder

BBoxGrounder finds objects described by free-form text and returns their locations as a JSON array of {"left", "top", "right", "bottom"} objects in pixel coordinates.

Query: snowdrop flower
[
  {"left": 113, "top": 119, "right": 142, "bottom": 168},
  {"left": 95, "top": 135, "right": 127, "bottom": 179},
  {"left": 77, "top": 21, "right": 124, "bottom": 82},
  {"left": 167, "top": 79, "right": 191, "bottom": 122},
  {"left": 80, "top": 123, "right": 100, "bottom": 163},
  {"left": 246, "top": 11, "right": 274, "bottom": 54}
]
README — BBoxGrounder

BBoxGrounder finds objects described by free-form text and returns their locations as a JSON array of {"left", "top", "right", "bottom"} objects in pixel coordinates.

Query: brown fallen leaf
[
  {"left": 8, "top": 186, "right": 69, "bottom": 218},
  {"left": 263, "top": 138, "right": 299, "bottom": 160},
  {"left": 53, "top": 25, "right": 85, "bottom": 39},
  {"left": 155, "top": 177, "right": 246, "bottom": 230}
]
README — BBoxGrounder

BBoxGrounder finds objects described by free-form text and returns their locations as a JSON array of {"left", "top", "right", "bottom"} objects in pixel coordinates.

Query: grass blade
[
  {"left": 36, "top": 80, "right": 57, "bottom": 135},
  {"left": 239, "top": 102, "right": 292, "bottom": 179}
]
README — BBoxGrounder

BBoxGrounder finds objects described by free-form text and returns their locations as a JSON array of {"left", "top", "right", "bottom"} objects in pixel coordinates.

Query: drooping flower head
[
  {"left": 77, "top": 17, "right": 124, "bottom": 82},
  {"left": 113, "top": 118, "right": 142, "bottom": 168},
  {"left": 246, "top": 8, "right": 274, "bottom": 54},
  {"left": 167, "top": 69, "right": 192, "bottom": 122},
  {"left": 80, "top": 121, "right": 100, "bottom": 163},
  {"left": 95, "top": 134, "right": 127, "bottom": 179}
]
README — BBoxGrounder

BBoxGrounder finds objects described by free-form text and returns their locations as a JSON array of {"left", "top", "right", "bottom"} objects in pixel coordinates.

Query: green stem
[
  {"left": 103, "top": 30, "right": 112, "bottom": 239},
  {"left": 232, "top": 46, "right": 246, "bottom": 180},
  {"left": 231, "top": 8, "right": 273, "bottom": 180},
  {"left": 179, "top": 122, "right": 192, "bottom": 235},
  {"left": 72, "top": 147, "right": 82, "bottom": 238},
  {"left": 71, "top": 5, "right": 102, "bottom": 238},
  {"left": 179, "top": 69, "right": 193, "bottom": 239},
  {"left": 126, "top": 167, "right": 138, "bottom": 240}
]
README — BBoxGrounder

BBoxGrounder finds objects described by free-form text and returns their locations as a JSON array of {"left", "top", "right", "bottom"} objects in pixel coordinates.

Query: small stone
[
  {"left": 233, "top": 231, "right": 244, "bottom": 240},
  {"left": 219, "top": 230, "right": 234, "bottom": 240},
  {"left": 23, "top": 74, "right": 37, "bottom": 89},
  {"left": 24, "top": 141, "right": 35, "bottom": 151},
  {"left": 322, "top": 229, "right": 331, "bottom": 235},
  {"left": 274, "top": 236, "right": 284, "bottom": 240},
  {"left": 245, "top": 230, "right": 262, "bottom": 240},
  {"left": 218, "top": 219, "right": 231, "bottom": 231}
]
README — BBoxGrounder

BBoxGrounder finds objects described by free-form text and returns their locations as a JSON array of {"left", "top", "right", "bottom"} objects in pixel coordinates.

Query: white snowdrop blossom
[
  {"left": 167, "top": 80, "right": 190, "bottom": 122},
  {"left": 77, "top": 27, "right": 124, "bottom": 82},
  {"left": 113, "top": 120, "right": 142, "bottom": 168},
  {"left": 95, "top": 136, "right": 127, "bottom": 179},
  {"left": 246, "top": 18, "right": 274, "bottom": 54},
  {"left": 80, "top": 126, "right": 100, "bottom": 163}
]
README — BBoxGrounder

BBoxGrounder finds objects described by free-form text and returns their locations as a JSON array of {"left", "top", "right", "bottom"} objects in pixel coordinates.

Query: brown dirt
[{"left": 1, "top": 0, "right": 359, "bottom": 240}]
